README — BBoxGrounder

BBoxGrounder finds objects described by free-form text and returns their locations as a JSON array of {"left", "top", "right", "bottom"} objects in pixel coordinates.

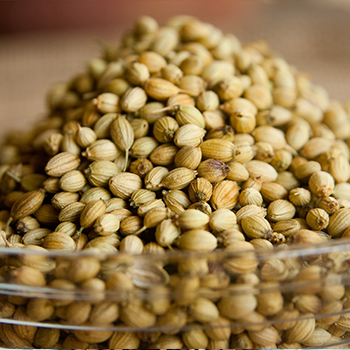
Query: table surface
[{"left": 1, "top": 0, "right": 350, "bottom": 139}]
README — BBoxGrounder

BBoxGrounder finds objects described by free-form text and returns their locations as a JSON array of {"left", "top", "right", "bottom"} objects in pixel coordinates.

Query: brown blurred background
[{"left": 1, "top": 0, "right": 350, "bottom": 137}]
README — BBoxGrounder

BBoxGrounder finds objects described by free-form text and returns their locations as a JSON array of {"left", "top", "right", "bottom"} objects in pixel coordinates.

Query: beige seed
[
  {"left": 176, "top": 209, "right": 210, "bottom": 230},
  {"left": 109, "top": 172, "right": 143, "bottom": 199},
  {"left": 42, "top": 232, "right": 76, "bottom": 250},
  {"left": 267, "top": 199, "right": 296, "bottom": 222},
  {"left": 201, "top": 139, "right": 239, "bottom": 162},
  {"left": 174, "top": 145, "right": 202, "bottom": 169},
  {"left": 160, "top": 167, "right": 197, "bottom": 190},
  {"left": 188, "top": 177, "right": 213, "bottom": 202},
  {"left": 121, "top": 87, "right": 148, "bottom": 112},
  {"left": 210, "top": 180, "right": 239, "bottom": 210},
  {"left": 10, "top": 189, "right": 45, "bottom": 220},
  {"left": 143, "top": 77, "right": 180, "bottom": 100},
  {"left": 83, "top": 139, "right": 119, "bottom": 161},
  {"left": 45, "top": 152, "right": 80, "bottom": 177},
  {"left": 176, "top": 229, "right": 217, "bottom": 251},
  {"left": 197, "top": 158, "right": 230, "bottom": 183},
  {"left": 174, "top": 123, "right": 206, "bottom": 147}
]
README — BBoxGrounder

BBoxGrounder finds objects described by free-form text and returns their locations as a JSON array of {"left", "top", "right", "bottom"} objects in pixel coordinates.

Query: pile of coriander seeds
[{"left": 1, "top": 15, "right": 350, "bottom": 349}]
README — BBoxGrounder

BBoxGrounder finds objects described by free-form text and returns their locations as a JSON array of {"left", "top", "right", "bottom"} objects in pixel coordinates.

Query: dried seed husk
[
  {"left": 205, "top": 124, "right": 235, "bottom": 142},
  {"left": 108, "top": 329, "right": 140, "bottom": 349},
  {"left": 224, "top": 241, "right": 259, "bottom": 274},
  {"left": 176, "top": 209, "right": 210, "bottom": 230},
  {"left": 286, "top": 314, "right": 315, "bottom": 343},
  {"left": 155, "top": 219, "right": 181, "bottom": 247},
  {"left": 174, "top": 145, "right": 202, "bottom": 170},
  {"left": 273, "top": 305, "right": 300, "bottom": 330},
  {"left": 130, "top": 189, "right": 156, "bottom": 208},
  {"left": 61, "top": 131, "right": 81, "bottom": 156},
  {"left": 11, "top": 265, "right": 46, "bottom": 286},
  {"left": 129, "top": 157, "right": 153, "bottom": 178},
  {"left": 85, "top": 160, "right": 119, "bottom": 187},
  {"left": 0, "top": 323, "right": 33, "bottom": 349},
  {"left": 109, "top": 172, "right": 143, "bottom": 199},
  {"left": 248, "top": 326, "right": 281, "bottom": 347},
  {"left": 119, "top": 235, "right": 144, "bottom": 254},
  {"left": 137, "top": 199, "right": 165, "bottom": 218},
  {"left": 308, "top": 170, "right": 335, "bottom": 197},
  {"left": 254, "top": 141, "right": 275, "bottom": 162},
  {"left": 188, "top": 177, "right": 212, "bottom": 202},
  {"left": 149, "top": 143, "right": 178, "bottom": 166},
  {"left": 306, "top": 207, "right": 329, "bottom": 230},
  {"left": 153, "top": 116, "right": 179, "bottom": 143},
  {"left": 12, "top": 306, "right": 37, "bottom": 341},
  {"left": 10, "top": 189, "right": 45, "bottom": 220},
  {"left": 59, "top": 169, "right": 86, "bottom": 192},
  {"left": 120, "top": 215, "right": 144, "bottom": 236},
  {"left": 290, "top": 229, "right": 323, "bottom": 245},
  {"left": 126, "top": 61, "right": 150, "bottom": 85},
  {"left": 130, "top": 136, "right": 159, "bottom": 158},
  {"left": 273, "top": 219, "right": 301, "bottom": 237},
  {"left": 231, "top": 332, "right": 254, "bottom": 349},
  {"left": 318, "top": 300, "right": 343, "bottom": 326},
  {"left": 19, "top": 173, "right": 47, "bottom": 192},
  {"left": 130, "top": 117, "right": 149, "bottom": 139},
  {"left": 33, "top": 203, "right": 59, "bottom": 226},
  {"left": 33, "top": 328, "right": 60, "bottom": 349},
  {"left": 42, "top": 232, "right": 76, "bottom": 250},
  {"left": 55, "top": 221, "right": 77, "bottom": 236},
  {"left": 239, "top": 187, "right": 264, "bottom": 206},
  {"left": 289, "top": 187, "right": 312, "bottom": 206},
  {"left": 66, "top": 256, "right": 101, "bottom": 283},
  {"left": 197, "top": 158, "right": 230, "bottom": 183},
  {"left": 302, "top": 327, "right": 332, "bottom": 347},
  {"left": 174, "top": 123, "right": 206, "bottom": 147},
  {"left": 226, "top": 160, "right": 250, "bottom": 182},
  {"left": 256, "top": 281, "right": 284, "bottom": 316},
  {"left": 201, "top": 139, "right": 238, "bottom": 162},
  {"left": 88, "top": 301, "right": 119, "bottom": 325},
  {"left": 328, "top": 208, "right": 350, "bottom": 237},
  {"left": 45, "top": 151, "right": 80, "bottom": 177},
  {"left": 140, "top": 101, "right": 166, "bottom": 124},
  {"left": 182, "top": 328, "right": 209, "bottom": 349},
  {"left": 236, "top": 204, "right": 267, "bottom": 223},
  {"left": 162, "top": 64, "right": 183, "bottom": 84},
  {"left": 217, "top": 228, "right": 245, "bottom": 246},
  {"left": 51, "top": 191, "right": 79, "bottom": 210},
  {"left": 144, "top": 166, "right": 169, "bottom": 191},
  {"left": 22, "top": 228, "right": 52, "bottom": 245},
  {"left": 143, "top": 78, "right": 180, "bottom": 100},
  {"left": 83, "top": 139, "right": 119, "bottom": 161},
  {"left": 241, "top": 215, "right": 272, "bottom": 239},
  {"left": 219, "top": 284, "right": 257, "bottom": 319},
  {"left": 210, "top": 180, "right": 239, "bottom": 210},
  {"left": 121, "top": 87, "right": 148, "bottom": 112},
  {"left": 160, "top": 167, "right": 197, "bottom": 190},
  {"left": 175, "top": 105, "right": 206, "bottom": 128},
  {"left": 120, "top": 299, "right": 157, "bottom": 328},
  {"left": 79, "top": 199, "right": 106, "bottom": 230},
  {"left": 276, "top": 170, "right": 300, "bottom": 191},
  {"left": 176, "top": 229, "right": 217, "bottom": 251},
  {"left": 244, "top": 160, "right": 278, "bottom": 182},
  {"left": 189, "top": 298, "right": 219, "bottom": 323},
  {"left": 26, "top": 298, "right": 54, "bottom": 322},
  {"left": 73, "top": 326, "right": 113, "bottom": 344},
  {"left": 267, "top": 199, "right": 296, "bottom": 222}
]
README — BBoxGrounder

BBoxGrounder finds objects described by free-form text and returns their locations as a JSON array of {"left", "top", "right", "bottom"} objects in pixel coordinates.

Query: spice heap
[{"left": 1, "top": 15, "right": 350, "bottom": 349}]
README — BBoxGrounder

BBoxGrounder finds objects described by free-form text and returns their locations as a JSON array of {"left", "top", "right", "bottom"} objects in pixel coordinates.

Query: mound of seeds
[{"left": 1, "top": 15, "right": 350, "bottom": 349}]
